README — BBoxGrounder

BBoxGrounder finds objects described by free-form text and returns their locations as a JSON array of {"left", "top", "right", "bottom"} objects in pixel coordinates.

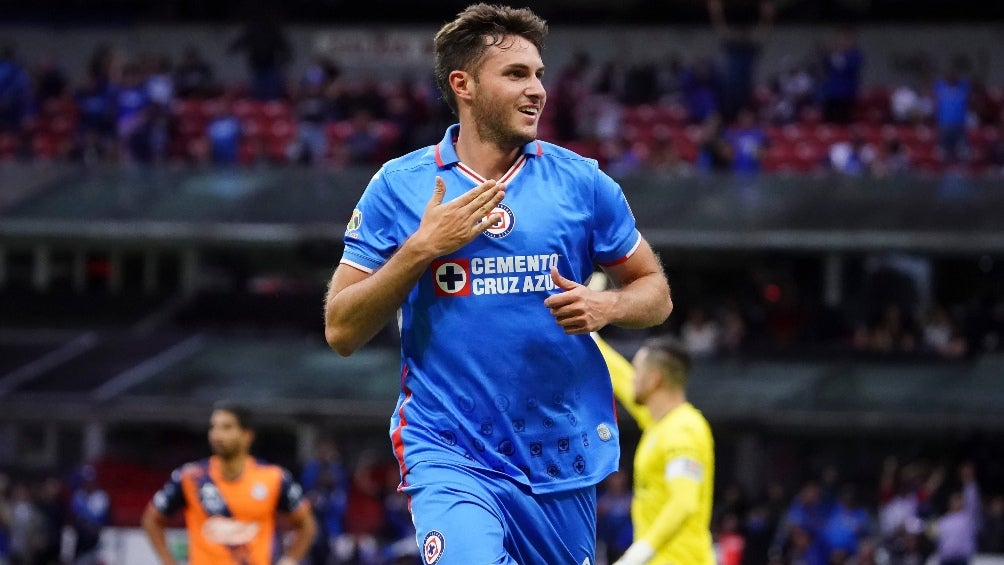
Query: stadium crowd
[
  {"left": 2, "top": 18, "right": 1004, "bottom": 175},
  {"left": 2, "top": 447, "right": 1004, "bottom": 564}
]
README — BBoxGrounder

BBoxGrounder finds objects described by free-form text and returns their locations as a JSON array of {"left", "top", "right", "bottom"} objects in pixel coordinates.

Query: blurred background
[{"left": 2, "top": 0, "right": 1004, "bottom": 563}]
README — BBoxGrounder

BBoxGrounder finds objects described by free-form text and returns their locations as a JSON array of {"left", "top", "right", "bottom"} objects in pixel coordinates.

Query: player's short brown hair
[
  {"left": 212, "top": 400, "right": 255, "bottom": 430},
  {"left": 640, "top": 336, "right": 692, "bottom": 388},
  {"left": 434, "top": 3, "right": 548, "bottom": 115}
]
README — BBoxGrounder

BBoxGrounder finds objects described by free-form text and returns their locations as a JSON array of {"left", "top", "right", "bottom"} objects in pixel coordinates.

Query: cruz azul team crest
[
  {"left": 423, "top": 530, "right": 445, "bottom": 564},
  {"left": 480, "top": 203, "right": 514, "bottom": 239}
]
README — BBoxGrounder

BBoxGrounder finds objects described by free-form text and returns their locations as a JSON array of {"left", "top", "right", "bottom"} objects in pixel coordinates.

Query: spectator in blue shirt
[
  {"left": 228, "top": 1, "right": 292, "bottom": 102},
  {"left": 0, "top": 43, "right": 33, "bottom": 133},
  {"left": 114, "top": 63, "right": 152, "bottom": 162},
  {"left": 822, "top": 485, "right": 872, "bottom": 560},
  {"left": 708, "top": 0, "right": 775, "bottom": 123},
  {"left": 301, "top": 439, "right": 349, "bottom": 565},
  {"left": 596, "top": 470, "right": 634, "bottom": 564},
  {"left": 726, "top": 107, "right": 767, "bottom": 175},
  {"left": 819, "top": 28, "right": 864, "bottom": 124},
  {"left": 0, "top": 43, "right": 33, "bottom": 160},
  {"left": 70, "top": 465, "right": 109, "bottom": 565},
  {"left": 934, "top": 62, "right": 971, "bottom": 166},
  {"left": 206, "top": 99, "right": 243, "bottom": 165},
  {"left": 773, "top": 480, "right": 832, "bottom": 565},
  {"left": 683, "top": 59, "right": 722, "bottom": 125},
  {"left": 75, "top": 77, "right": 118, "bottom": 164}
]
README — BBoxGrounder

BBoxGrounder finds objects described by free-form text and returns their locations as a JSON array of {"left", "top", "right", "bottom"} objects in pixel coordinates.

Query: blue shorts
[{"left": 401, "top": 461, "right": 597, "bottom": 565}]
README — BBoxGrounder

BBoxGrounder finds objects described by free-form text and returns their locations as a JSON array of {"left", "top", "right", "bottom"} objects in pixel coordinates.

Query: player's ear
[
  {"left": 643, "top": 366, "right": 660, "bottom": 390},
  {"left": 450, "top": 70, "right": 474, "bottom": 103}
]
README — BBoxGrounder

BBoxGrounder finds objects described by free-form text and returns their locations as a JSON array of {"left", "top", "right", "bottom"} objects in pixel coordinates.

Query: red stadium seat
[
  {"left": 263, "top": 100, "right": 292, "bottom": 122},
  {"left": 853, "top": 87, "right": 891, "bottom": 125},
  {"left": 797, "top": 105, "right": 823, "bottom": 125},
  {"left": 761, "top": 144, "right": 793, "bottom": 172},
  {"left": 173, "top": 98, "right": 203, "bottom": 120},
  {"left": 177, "top": 116, "right": 205, "bottom": 139},
  {"left": 238, "top": 139, "right": 261, "bottom": 164},
  {"left": 793, "top": 141, "right": 826, "bottom": 172},
  {"left": 662, "top": 102, "right": 690, "bottom": 125},
  {"left": 241, "top": 118, "right": 264, "bottom": 142},
  {"left": 565, "top": 140, "right": 601, "bottom": 160},
  {"left": 536, "top": 119, "right": 554, "bottom": 140},
  {"left": 269, "top": 120, "right": 296, "bottom": 144},
  {"left": 325, "top": 121, "right": 354, "bottom": 143},
  {"left": 813, "top": 124, "right": 850, "bottom": 144},
  {"left": 233, "top": 99, "right": 266, "bottom": 121},
  {"left": 266, "top": 136, "right": 291, "bottom": 162},
  {"left": 0, "top": 133, "right": 18, "bottom": 159},
  {"left": 32, "top": 133, "right": 58, "bottom": 159},
  {"left": 781, "top": 123, "right": 810, "bottom": 142}
]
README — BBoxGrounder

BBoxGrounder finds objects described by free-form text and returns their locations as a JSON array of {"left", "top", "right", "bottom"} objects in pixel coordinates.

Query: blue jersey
[{"left": 341, "top": 124, "right": 642, "bottom": 494}]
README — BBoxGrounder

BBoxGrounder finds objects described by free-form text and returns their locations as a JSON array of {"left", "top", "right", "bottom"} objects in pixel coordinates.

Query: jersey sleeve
[
  {"left": 340, "top": 167, "right": 411, "bottom": 273},
  {"left": 594, "top": 334, "right": 654, "bottom": 430},
  {"left": 277, "top": 469, "right": 307, "bottom": 514},
  {"left": 638, "top": 466, "right": 703, "bottom": 550},
  {"left": 150, "top": 467, "right": 187, "bottom": 516},
  {"left": 589, "top": 168, "right": 642, "bottom": 267}
]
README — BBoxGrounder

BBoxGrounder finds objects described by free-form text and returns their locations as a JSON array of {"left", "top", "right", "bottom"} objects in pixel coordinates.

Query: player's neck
[
  {"left": 217, "top": 454, "right": 248, "bottom": 480},
  {"left": 647, "top": 391, "right": 686, "bottom": 422},
  {"left": 454, "top": 124, "right": 522, "bottom": 181}
]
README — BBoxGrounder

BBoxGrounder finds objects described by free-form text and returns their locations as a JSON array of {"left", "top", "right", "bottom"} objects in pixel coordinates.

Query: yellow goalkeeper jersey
[{"left": 596, "top": 336, "right": 716, "bottom": 565}]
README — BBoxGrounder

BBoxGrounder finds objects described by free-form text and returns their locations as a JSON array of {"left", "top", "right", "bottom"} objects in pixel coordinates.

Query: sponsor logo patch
[
  {"left": 346, "top": 208, "right": 362, "bottom": 231},
  {"left": 432, "top": 259, "right": 471, "bottom": 296},
  {"left": 666, "top": 456, "right": 704, "bottom": 482},
  {"left": 250, "top": 482, "right": 268, "bottom": 501}
]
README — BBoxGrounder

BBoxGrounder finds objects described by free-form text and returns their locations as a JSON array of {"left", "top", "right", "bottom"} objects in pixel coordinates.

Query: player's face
[
  {"left": 208, "top": 409, "right": 251, "bottom": 460},
  {"left": 469, "top": 34, "right": 546, "bottom": 149},
  {"left": 631, "top": 348, "right": 656, "bottom": 405}
]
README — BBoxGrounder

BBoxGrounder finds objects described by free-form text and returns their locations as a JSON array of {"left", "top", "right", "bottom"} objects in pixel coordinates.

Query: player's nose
[{"left": 526, "top": 76, "right": 546, "bottom": 100}]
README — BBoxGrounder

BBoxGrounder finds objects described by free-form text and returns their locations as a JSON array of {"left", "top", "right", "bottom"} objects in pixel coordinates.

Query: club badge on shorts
[{"left": 423, "top": 530, "right": 445, "bottom": 564}]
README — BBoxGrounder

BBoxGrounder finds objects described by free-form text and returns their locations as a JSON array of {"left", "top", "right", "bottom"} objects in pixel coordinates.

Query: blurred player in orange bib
[{"left": 142, "top": 401, "right": 316, "bottom": 565}]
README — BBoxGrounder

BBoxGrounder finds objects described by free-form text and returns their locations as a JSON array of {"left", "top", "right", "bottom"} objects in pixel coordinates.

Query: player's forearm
[
  {"left": 608, "top": 272, "right": 672, "bottom": 329},
  {"left": 141, "top": 509, "right": 177, "bottom": 565},
  {"left": 280, "top": 515, "right": 318, "bottom": 563},
  {"left": 324, "top": 236, "right": 438, "bottom": 356},
  {"left": 640, "top": 483, "right": 699, "bottom": 551}
]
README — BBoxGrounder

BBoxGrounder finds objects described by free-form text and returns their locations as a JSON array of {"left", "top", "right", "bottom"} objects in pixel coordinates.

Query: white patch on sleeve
[{"left": 665, "top": 456, "right": 703, "bottom": 482}]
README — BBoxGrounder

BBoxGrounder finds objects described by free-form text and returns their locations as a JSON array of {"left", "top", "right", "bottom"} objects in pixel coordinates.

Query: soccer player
[
  {"left": 594, "top": 334, "right": 716, "bottom": 565},
  {"left": 140, "top": 402, "right": 316, "bottom": 565},
  {"left": 323, "top": 4, "right": 672, "bottom": 563}
]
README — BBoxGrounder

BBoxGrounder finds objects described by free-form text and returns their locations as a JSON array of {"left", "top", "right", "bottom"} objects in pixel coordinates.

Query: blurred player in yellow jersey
[{"left": 594, "top": 333, "right": 716, "bottom": 565}]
